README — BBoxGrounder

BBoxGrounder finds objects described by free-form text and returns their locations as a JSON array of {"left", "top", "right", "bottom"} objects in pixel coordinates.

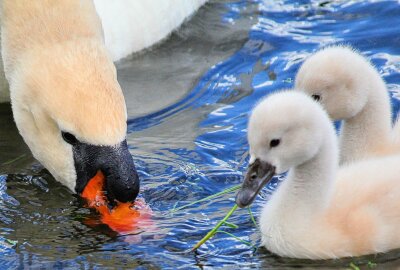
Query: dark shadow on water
[
  {"left": 256, "top": 246, "right": 400, "bottom": 269},
  {"left": 1, "top": 170, "right": 160, "bottom": 268},
  {"left": 0, "top": 103, "right": 34, "bottom": 173}
]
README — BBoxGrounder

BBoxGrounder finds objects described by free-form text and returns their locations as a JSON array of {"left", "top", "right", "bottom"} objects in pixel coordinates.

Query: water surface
[{"left": 1, "top": 0, "right": 400, "bottom": 269}]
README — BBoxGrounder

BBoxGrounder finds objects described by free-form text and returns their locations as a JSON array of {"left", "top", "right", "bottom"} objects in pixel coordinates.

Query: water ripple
[{"left": 1, "top": 0, "right": 400, "bottom": 268}]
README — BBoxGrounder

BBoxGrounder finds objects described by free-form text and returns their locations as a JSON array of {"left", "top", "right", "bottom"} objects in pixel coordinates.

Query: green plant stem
[
  {"left": 215, "top": 230, "right": 255, "bottom": 247},
  {"left": 171, "top": 185, "right": 241, "bottom": 213},
  {"left": 192, "top": 204, "right": 238, "bottom": 251},
  {"left": 2, "top": 154, "right": 26, "bottom": 166},
  {"left": 223, "top": 221, "right": 239, "bottom": 229},
  {"left": 367, "top": 261, "right": 377, "bottom": 268},
  {"left": 349, "top": 262, "right": 360, "bottom": 270},
  {"left": 248, "top": 207, "right": 257, "bottom": 227}
]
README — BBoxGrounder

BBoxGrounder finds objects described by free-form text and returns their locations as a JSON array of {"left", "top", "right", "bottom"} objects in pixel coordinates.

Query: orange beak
[{"left": 81, "top": 171, "right": 153, "bottom": 233}]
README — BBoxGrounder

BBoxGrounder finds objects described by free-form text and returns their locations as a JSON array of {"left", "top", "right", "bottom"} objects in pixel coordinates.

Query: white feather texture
[
  {"left": 94, "top": 0, "right": 207, "bottom": 62},
  {"left": 248, "top": 91, "right": 400, "bottom": 259},
  {"left": 0, "top": 0, "right": 207, "bottom": 190},
  {"left": 0, "top": 0, "right": 208, "bottom": 102},
  {"left": 295, "top": 46, "right": 394, "bottom": 164},
  {"left": 0, "top": 51, "right": 8, "bottom": 101}
]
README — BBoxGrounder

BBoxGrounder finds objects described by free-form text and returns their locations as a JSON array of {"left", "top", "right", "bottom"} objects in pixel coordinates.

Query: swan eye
[
  {"left": 61, "top": 132, "right": 79, "bottom": 145},
  {"left": 311, "top": 94, "right": 321, "bottom": 102},
  {"left": 270, "top": 139, "right": 280, "bottom": 148}
]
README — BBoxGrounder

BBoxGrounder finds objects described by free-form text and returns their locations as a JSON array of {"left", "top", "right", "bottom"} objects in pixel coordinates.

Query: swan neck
[
  {"left": 340, "top": 74, "right": 391, "bottom": 163},
  {"left": 273, "top": 132, "right": 338, "bottom": 216}
]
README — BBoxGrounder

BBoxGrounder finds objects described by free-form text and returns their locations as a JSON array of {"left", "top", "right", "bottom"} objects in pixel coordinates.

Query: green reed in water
[
  {"left": 192, "top": 204, "right": 239, "bottom": 251},
  {"left": 191, "top": 204, "right": 258, "bottom": 251},
  {"left": 170, "top": 184, "right": 241, "bottom": 213},
  {"left": 2, "top": 154, "right": 26, "bottom": 166},
  {"left": 169, "top": 182, "right": 257, "bottom": 251}
]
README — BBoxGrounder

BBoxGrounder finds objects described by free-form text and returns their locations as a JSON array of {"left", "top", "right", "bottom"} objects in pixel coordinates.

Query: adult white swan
[
  {"left": 295, "top": 46, "right": 395, "bottom": 164},
  {"left": 0, "top": 0, "right": 206, "bottom": 201},
  {"left": 236, "top": 91, "right": 400, "bottom": 259}
]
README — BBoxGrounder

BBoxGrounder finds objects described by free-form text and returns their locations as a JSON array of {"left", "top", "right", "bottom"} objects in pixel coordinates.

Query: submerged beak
[
  {"left": 235, "top": 159, "right": 275, "bottom": 208},
  {"left": 74, "top": 139, "right": 140, "bottom": 204}
]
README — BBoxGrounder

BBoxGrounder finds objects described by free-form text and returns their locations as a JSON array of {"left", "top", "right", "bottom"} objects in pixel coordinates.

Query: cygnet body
[
  {"left": 236, "top": 91, "right": 400, "bottom": 259},
  {"left": 295, "top": 46, "right": 394, "bottom": 164}
]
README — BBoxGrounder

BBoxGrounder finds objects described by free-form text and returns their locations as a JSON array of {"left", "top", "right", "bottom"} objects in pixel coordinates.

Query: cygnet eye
[
  {"left": 270, "top": 139, "right": 280, "bottom": 148},
  {"left": 311, "top": 94, "right": 321, "bottom": 102},
  {"left": 61, "top": 132, "right": 79, "bottom": 145}
]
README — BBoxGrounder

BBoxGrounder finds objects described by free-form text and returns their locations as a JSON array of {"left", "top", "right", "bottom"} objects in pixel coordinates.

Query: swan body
[
  {"left": 0, "top": 0, "right": 207, "bottom": 102},
  {"left": 295, "top": 46, "right": 394, "bottom": 164},
  {"left": 1, "top": 0, "right": 139, "bottom": 202},
  {"left": 94, "top": 0, "right": 207, "bottom": 61},
  {"left": 236, "top": 91, "right": 400, "bottom": 259}
]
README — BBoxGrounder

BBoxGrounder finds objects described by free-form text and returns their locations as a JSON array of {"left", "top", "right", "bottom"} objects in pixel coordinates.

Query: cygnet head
[
  {"left": 236, "top": 90, "right": 334, "bottom": 207},
  {"left": 10, "top": 42, "right": 139, "bottom": 204},
  {"left": 295, "top": 46, "right": 374, "bottom": 120}
]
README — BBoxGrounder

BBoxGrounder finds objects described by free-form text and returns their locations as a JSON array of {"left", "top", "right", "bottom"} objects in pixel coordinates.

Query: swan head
[
  {"left": 295, "top": 46, "right": 371, "bottom": 120},
  {"left": 10, "top": 42, "right": 139, "bottom": 204},
  {"left": 236, "top": 90, "right": 333, "bottom": 207}
]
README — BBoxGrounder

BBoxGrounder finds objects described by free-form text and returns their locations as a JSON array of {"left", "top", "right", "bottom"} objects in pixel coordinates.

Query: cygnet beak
[
  {"left": 236, "top": 159, "right": 275, "bottom": 208},
  {"left": 74, "top": 140, "right": 140, "bottom": 204}
]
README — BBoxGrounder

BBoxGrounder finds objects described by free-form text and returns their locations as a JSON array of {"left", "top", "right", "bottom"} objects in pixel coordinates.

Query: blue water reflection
[{"left": 1, "top": 0, "right": 400, "bottom": 268}]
